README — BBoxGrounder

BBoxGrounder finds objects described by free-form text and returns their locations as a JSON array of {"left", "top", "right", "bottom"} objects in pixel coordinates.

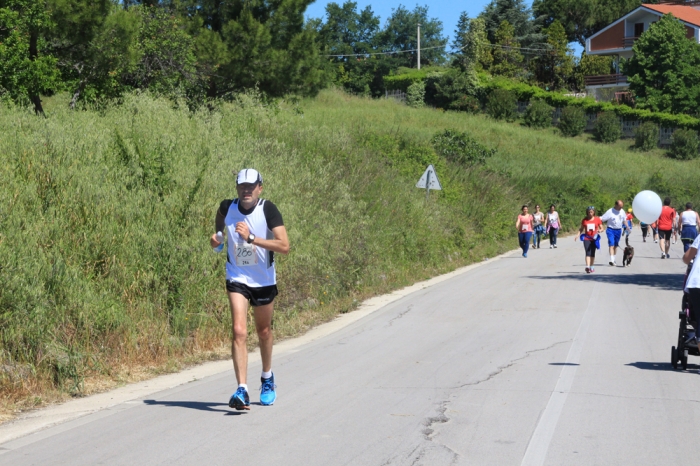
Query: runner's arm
[
  {"left": 234, "top": 222, "right": 290, "bottom": 254},
  {"left": 211, "top": 208, "right": 227, "bottom": 248}
]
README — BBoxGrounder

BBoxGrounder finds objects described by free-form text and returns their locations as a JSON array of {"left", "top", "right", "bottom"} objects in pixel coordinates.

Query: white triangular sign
[{"left": 416, "top": 164, "right": 442, "bottom": 190}]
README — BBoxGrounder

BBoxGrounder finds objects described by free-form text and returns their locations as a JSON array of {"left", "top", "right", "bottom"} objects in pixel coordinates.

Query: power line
[
  {"left": 323, "top": 42, "right": 552, "bottom": 58},
  {"left": 322, "top": 44, "right": 446, "bottom": 58}
]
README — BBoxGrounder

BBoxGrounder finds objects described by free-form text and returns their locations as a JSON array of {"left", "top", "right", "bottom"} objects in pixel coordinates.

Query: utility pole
[{"left": 417, "top": 23, "right": 421, "bottom": 69}]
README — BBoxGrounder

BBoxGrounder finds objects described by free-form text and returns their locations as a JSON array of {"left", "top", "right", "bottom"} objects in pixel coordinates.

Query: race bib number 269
[{"left": 234, "top": 242, "right": 258, "bottom": 267}]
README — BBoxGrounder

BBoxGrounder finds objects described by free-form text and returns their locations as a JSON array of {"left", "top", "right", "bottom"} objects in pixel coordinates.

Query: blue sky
[{"left": 305, "top": 0, "right": 584, "bottom": 55}]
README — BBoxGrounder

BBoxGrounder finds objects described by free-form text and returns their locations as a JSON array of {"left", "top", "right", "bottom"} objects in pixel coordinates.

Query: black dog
[{"left": 622, "top": 235, "right": 634, "bottom": 267}]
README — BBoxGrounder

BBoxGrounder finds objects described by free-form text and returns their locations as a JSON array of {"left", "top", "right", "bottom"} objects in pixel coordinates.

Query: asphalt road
[{"left": 1, "top": 231, "right": 697, "bottom": 465}]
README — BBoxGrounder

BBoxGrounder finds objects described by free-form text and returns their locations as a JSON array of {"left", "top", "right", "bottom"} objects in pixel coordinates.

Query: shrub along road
[{"left": 0, "top": 232, "right": 695, "bottom": 465}]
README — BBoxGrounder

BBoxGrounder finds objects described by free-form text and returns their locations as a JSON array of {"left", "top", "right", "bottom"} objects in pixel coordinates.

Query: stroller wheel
[
  {"left": 672, "top": 346, "right": 679, "bottom": 369},
  {"left": 682, "top": 349, "right": 689, "bottom": 370}
]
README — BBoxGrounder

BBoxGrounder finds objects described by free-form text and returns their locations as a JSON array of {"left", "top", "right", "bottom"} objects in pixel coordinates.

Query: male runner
[
  {"left": 210, "top": 169, "right": 290, "bottom": 410},
  {"left": 657, "top": 197, "right": 676, "bottom": 259},
  {"left": 600, "top": 200, "right": 629, "bottom": 266}
]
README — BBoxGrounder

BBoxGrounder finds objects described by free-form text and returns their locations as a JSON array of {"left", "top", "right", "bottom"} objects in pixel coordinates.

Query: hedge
[
  {"left": 480, "top": 76, "right": 700, "bottom": 130},
  {"left": 383, "top": 67, "right": 445, "bottom": 92}
]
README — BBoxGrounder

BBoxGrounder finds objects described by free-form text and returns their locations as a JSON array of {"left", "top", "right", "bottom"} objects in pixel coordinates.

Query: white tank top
[
  {"left": 682, "top": 210, "right": 698, "bottom": 226},
  {"left": 224, "top": 199, "right": 276, "bottom": 287}
]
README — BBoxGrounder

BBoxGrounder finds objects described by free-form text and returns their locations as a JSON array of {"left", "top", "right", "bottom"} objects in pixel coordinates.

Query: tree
[
  {"left": 533, "top": 0, "right": 643, "bottom": 46},
  {"left": 531, "top": 20, "right": 574, "bottom": 90},
  {"left": 491, "top": 20, "right": 524, "bottom": 78},
  {"left": 379, "top": 4, "right": 448, "bottom": 68},
  {"left": 0, "top": 0, "right": 61, "bottom": 114},
  {"left": 623, "top": 13, "right": 700, "bottom": 114},
  {"left": 479, "top": 0, "right": 542, "bottom": 46},
  {"left": 452, "top": 14, "right": 492, "bottom": 72},
  {"left": 316, "top": 1, "right": 385, "bottom": 95},
  {"left": 178, "top": 0, "right": 324, "bottom": 98}
]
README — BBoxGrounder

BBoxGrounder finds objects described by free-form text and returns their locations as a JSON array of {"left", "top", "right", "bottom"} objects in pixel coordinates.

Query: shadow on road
[
  {"left": 527, "top": 273, "right": 684, "bottom": 291},
  {"left": 625, "top": 361, "right": 700, "bottom": 372},
  {"left": 143, "top": 399, "right": 241, "bottom": 414}
]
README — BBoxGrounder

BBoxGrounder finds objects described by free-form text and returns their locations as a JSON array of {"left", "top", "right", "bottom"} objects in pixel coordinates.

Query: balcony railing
[
  {"left": 584, "top": 74, "right": 628, "bottom": 87},
  {"left": 622, "top": 36, "right": 639, "bottom": 48}
]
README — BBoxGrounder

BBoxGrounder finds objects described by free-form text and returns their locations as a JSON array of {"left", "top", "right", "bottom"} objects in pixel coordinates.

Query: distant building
[{"left": 585, "top": 2, "right": 700, "bottom": 100}]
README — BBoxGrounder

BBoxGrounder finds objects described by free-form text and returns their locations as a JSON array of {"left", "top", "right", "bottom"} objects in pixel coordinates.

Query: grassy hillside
[
  {"left": 1, "top": 88, "right": 698, "bottom": 417},
  {"left": 300, "top": 91, "right": 700, "bottom": 224}
]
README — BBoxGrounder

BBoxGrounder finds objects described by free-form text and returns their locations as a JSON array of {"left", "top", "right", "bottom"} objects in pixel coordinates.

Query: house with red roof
[{"left": 584, "top": 1, "right": 700, "bottom": 99}]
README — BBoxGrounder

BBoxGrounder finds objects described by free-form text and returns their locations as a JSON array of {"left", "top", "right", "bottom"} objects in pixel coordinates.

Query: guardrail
[
  {"left": 584, "top": 74, "right": 628, "bottom": 87},
  {"left": 622, "top": 37, "right": 639, "bottom": 48}
]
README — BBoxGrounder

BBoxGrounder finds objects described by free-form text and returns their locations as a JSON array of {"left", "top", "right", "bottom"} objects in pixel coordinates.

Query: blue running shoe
[
  {"left": 260, "top": 374, "right": 277, "bottom": 406},
  {"left": 229, "top": 387, "right": 250, "bottom": 410}
]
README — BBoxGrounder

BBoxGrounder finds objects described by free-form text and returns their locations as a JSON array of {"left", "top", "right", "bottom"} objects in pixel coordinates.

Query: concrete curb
[{"left": 0, "top": 247, "right": 520, "bottom": 445}]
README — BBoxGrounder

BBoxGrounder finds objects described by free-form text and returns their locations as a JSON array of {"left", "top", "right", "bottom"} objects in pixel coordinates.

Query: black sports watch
[{"left": 247, "top": 233, "right": 256, "bottom": 244}]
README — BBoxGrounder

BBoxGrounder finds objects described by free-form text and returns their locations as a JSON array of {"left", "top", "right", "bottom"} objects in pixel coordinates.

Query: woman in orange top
[
  {"left": 576, "top": 206, "right": 604, "bottom": 273},
  {"left": 516, "top": 205, "right": 534, "bottom": 258}
]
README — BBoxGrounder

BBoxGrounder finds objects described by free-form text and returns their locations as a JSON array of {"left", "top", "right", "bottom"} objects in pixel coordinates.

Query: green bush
[
  {"left": 431, "top": 129, "right": 496, "bottom": 165},
  {"left": 485, "top": 88, "right": 517, "bottom": 121},
  {"left": 593, "top": 112, "right": 621, "bottom": 143},
  {"left": 669, "top": 129, "right": 700, "bottom": 160},
  {"left": 558, "top": 106, "right": 586, "bottom": 137},
  {"left": 523, "top": 100, "right": 553, "bottom": 129},
  {"left": 406, "top": 81, "right": 426, "bottom": 108},
  {"left": 480, "top": 75, "right": 700, "bottom": 131},
  {"left": 449, "top": 95, "right": 481, "bottom": 113},
  {"left": 426, "top": 69, "right": 481, "bottom": 109},
  {"left": 634, "top": 122, "right": 659, "bottom": 151}
]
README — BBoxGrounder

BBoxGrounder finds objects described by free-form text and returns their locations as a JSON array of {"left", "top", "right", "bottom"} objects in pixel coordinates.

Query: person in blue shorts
[{"left": 600, "top": 200, "right": 629, "bottom": 267}]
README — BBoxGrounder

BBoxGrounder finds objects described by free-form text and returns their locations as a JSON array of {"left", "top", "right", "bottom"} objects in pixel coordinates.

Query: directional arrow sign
[{"left": 416, "top": 164, "right": 442, "bottom": 190}]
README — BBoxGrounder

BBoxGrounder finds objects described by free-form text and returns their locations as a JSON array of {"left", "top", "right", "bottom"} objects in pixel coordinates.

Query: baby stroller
[{"left": 672, "top": 261, "right": 700, "bottom": 370}]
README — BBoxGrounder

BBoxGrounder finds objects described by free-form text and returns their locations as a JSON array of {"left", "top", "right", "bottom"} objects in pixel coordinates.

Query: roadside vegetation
[{"left": 3, "top": 88, "right": 700, "bottom": 419}]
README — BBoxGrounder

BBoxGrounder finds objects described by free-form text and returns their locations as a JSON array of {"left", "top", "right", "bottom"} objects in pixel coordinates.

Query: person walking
[
  {"left": 532, "top": 205, "right": 545, "bottom": 249},
  {"left": 651, "top": 220, "right": 659, "bottom": 243},
  {"left": 576, "top": 206, "right": 604, "bottom": 273},
  {"left": 546, "top": 204, "right": 560, "bottom": 249},
  {"left": 680, "top": 202, "right": 700, "bottom": 253},
  {"left": 682, "top": 238, "right": 700, "bottom": 367},
  {"left": 673, "top": 205, "right": 680, "bottom": 244},
  {"left": 625, "top": 208, "right": 634, "bottom": 237},
  {"left": 657, "top": 197, "right": 677, "bottom": 259},
  {"left": 640, "top": 221, "right": 649, "bottom": 242},
  {"left": 210, "top": 169, "right": 290, "bottom": 410},
  {"left": 516, "top": 205, "right": 534, "bottom": 258},
  {"left": 600, "top": 200, "right": 629, "bottom": 266}
]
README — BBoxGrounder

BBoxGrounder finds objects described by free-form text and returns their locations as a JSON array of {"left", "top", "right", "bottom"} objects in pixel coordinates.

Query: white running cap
[{"left": 236, "top": 168, "right": 263, "bottom": 185}]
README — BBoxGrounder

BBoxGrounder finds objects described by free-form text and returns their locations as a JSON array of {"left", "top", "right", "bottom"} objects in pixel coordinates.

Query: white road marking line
[{"left": 521, "top": 283, "right": 600, "bottom": 466}]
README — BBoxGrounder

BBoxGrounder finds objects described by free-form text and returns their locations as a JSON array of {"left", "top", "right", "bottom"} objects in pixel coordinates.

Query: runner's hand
[
  {"left": 210, "top": 233, "right": 222, "bottom": 248},
  {"left": 235, "top": 222, "right": 250, "bottom": 240}
]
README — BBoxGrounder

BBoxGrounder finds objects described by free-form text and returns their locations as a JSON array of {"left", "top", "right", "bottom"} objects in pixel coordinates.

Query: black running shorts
[
  {"left": 583, "top": 239, "right": 596, "bottom": 257},
  {"left": 226, "top": 281, "right": 278, "bottom": 307},
  {"left": 659, "top": 229, "right": 672, "bottom": 241}
]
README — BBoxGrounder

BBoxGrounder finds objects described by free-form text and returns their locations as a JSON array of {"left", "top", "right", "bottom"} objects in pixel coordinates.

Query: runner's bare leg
[
  {"left": 254, "top": 304, "right": 274, "bottom": 373},
  {"left": 229, "top": 292, "right": 250, "bottom": 384}
]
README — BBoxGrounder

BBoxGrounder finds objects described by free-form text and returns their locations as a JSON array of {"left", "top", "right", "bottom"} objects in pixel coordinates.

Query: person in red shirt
[
  {"left": 575, "top": 206, "right": 604, "bottom": 273},
  {"left": 657, "top": 197, "right": 677, "bottom": 259},
  {"left": 625, "top": 209, "right": 634, "bottom": 237}
]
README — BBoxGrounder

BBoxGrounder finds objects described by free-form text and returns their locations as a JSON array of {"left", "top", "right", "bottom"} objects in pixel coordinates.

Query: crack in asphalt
[
  {"left": 388, "top": 305, "right": 413, "bottom": 326},
  {"left": 411, "top": 401, "right": 460, "bottom": 465},
  {"left": 452, "top": 340, "right": 571, "bottom": 389}
]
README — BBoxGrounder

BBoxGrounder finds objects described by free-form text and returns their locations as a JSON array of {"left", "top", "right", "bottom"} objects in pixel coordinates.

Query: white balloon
[{"left": 632, "top": 190, "right": 662, "bottom": 224}]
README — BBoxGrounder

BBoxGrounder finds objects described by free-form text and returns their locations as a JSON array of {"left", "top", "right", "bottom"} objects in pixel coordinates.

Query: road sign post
[{"left": 416, "top": 164, "right": 442, "bottom": 201}]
